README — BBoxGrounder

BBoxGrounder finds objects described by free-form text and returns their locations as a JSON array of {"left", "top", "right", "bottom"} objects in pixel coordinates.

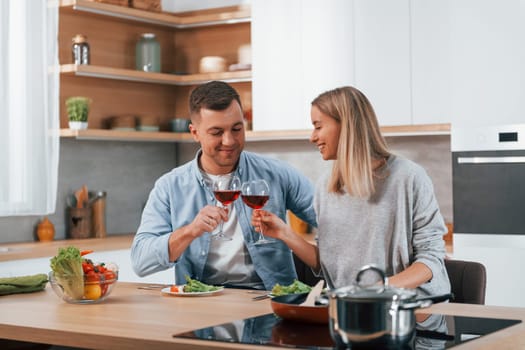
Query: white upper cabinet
[
  {"left": 252, "top": 0, "right": 354, "bottom": 131},
  {"left": 353, "top": 0, "right": 411, "bottom": 126},
  {"left": 411, "top": 0, "right": 452, "bottom": 125},
  {"left": 449, "top": 0, "right": 523, "bottom": 128},
  {"left": 253, "top": 0, "right": 524, "bottom": 131}
]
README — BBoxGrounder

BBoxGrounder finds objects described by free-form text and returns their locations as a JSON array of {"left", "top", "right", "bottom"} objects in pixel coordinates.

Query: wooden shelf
[
  {"left": 60, "top": 64, "right": 251, "bottom": 85},
  {"left": 60, "top": 128, "right": 194, "bottom": 142},
  {"left": 60, "top": 124, "right": 451, "bottom": 143},
  {"left": 59, "top": 0, "right": 251, "bottom": 29}
]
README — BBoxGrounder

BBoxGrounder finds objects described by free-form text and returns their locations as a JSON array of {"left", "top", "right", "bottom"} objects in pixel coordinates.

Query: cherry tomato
[
  {"left": 85, "top": 270, "right": 99, "bottom": 283},
  {"left": 100, "top": 282, "right": 109, "bottom": 296},
  {"left": 82, "top": 262, "right": 93, "bottom": 274},
  {"left": 103, "top": 270, "right": 116, "bottom": 282},
  {"left": 170, "top": 285, "right": 179, "bottom": 293}
]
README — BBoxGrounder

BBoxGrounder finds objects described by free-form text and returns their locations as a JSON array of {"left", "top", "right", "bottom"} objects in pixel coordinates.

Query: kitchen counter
[
  {"left": 0, "top": 282, "right": 524, "bottom": 350},
  {"left": 0, "top": 234, "right": 134, "bottom": 262},
  {"left": 0, "top": 233, "right": 454, "bottom": 261}
]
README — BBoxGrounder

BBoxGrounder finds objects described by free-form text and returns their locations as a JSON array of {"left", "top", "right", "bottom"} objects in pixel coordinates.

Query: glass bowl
[{"left": 49, "top": 268, "right": 118, "bottom": 304}]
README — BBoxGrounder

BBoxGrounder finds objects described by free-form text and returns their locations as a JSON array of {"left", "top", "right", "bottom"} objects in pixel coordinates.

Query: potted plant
[{"left": 66, "top": 96, "right": 91, "bottom": 130}]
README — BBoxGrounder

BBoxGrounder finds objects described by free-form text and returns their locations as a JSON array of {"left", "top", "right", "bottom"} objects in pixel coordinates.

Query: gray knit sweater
[{"left": 315, "top": 154, "right": 450, "bottom": 296}]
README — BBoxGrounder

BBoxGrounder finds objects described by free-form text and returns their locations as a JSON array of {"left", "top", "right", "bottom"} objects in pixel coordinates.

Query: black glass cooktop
[{"left": 173, "top": 313, "right": 520, "bottom": 350}]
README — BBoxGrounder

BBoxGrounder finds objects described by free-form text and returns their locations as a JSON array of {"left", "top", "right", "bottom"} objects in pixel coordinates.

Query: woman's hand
[{"left": 251, "top": 210, "right": 291, "bottom": 240}]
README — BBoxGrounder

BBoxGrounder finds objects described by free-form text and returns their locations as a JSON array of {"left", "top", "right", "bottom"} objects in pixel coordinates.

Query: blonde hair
[{"left": 311, "top": 86, "right": 390, "bottom": 197}]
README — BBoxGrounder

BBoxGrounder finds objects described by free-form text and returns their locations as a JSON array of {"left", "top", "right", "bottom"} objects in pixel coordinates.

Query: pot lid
[
  {"left": 332, "top": 265, "right": 418, "bottom": 301},
  {"left": 333, "top": 284, "right": 417, "bottom": 301}
]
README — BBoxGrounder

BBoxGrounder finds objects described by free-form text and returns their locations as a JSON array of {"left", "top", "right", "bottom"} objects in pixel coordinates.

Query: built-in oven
[{"left": 452, "top": 123, "right": 525, "bottom": 307}]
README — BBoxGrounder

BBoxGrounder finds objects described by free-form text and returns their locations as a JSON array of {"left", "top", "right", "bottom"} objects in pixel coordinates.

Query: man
[{"left": 131, "top": 81, "right": 316, "bottom": 290}]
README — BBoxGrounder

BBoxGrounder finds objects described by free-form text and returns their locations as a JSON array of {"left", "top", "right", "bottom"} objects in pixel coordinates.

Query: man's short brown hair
[{"left": 189, "top": 81, "right": 242, "bottom": 121}]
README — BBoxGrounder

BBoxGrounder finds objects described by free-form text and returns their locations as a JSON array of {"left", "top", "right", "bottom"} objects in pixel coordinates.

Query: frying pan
[{"left": 270, "top": 293, "right": 329, "bottom": 324}]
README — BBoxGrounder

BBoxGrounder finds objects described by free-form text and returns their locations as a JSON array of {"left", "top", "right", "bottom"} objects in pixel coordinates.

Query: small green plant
[{"left": 65, "top": 96, "right": 91, "bottom": 122}]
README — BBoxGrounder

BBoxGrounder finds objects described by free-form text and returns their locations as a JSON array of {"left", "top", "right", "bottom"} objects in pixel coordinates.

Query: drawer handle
[{"left": 457, "top": 156, "right": 525, "bottom": 164}]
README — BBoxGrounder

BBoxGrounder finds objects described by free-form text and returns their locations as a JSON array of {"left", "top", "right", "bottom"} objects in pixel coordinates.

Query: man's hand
[
  {"left": 189, "top": 205, "right": 229, "bottom": 237},
  {"left": 168, "top": 205, "right": 229, "bottom": 262}
]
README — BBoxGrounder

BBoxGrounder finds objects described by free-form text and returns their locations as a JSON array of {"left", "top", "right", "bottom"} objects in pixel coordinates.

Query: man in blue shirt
[{"left": 131, "top": 81, "right": 316, "bottom": 290}]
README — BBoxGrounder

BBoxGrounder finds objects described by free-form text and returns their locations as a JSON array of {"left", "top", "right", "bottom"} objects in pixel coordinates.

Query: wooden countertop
[
  {"left": 0, "top": 234, "right": 134, "bottom": 262},
  {"left": 1, "top": 282, "right": 524, "bottom": 350},
  {"left": 0, "top": 232, "right": 453, "bottom": 262}
]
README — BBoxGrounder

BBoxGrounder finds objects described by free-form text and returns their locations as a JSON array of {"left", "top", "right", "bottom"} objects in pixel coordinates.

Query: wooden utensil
[
  {"left": 300, "top": 280, "right": 324, "bottom": 306},
  {"left": 74, "top": 185, "right": 88, "bottom": 208}
]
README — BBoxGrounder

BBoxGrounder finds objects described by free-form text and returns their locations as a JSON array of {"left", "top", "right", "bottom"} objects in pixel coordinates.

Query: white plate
[{"left": 161, "top": 285, "right": 224, "bottom": 297}]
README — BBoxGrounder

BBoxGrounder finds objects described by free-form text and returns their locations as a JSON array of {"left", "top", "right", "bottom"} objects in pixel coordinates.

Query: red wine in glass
[
  {"left": 214, "top": 190, "right": 241, "bottom": 206},
  {"left": 211, "top": 175, "right": 241, "bottom": 240},
  {"left": 241, "top": 179, "right": 272, "bottom": 244},
  {"left": 241, "top": 195, "right": 269, "bottom": 209}
]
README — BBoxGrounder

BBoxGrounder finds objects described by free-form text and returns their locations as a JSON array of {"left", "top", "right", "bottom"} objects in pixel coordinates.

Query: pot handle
[{"left": 355, "top": 264, "right": 388, "bottom": 290}]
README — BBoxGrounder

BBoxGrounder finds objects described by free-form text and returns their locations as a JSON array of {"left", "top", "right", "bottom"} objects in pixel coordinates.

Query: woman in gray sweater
[{"left": 252, "top": 86, "right": 450, "bottom": 296}]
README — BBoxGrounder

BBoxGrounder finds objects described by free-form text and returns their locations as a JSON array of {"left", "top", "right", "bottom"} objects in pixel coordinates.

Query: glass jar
[
  {"left": 135, "top": 33, "right": 161, "bottom": 72},
  {"left": 72, "top": 34, "right": 90, "bottom": 65}
]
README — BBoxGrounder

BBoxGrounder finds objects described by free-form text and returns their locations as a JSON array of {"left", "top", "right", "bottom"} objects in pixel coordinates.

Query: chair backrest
[{"left": 445, "top": 259, "right": 487, "bottom": 305}]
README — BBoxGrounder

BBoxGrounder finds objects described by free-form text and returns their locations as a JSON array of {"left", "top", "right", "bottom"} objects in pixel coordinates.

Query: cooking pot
[{"left": 327, "top": 265, "right": 452, "bottom": 349}]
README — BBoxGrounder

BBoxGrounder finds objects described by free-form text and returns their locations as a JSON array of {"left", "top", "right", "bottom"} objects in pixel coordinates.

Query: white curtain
[{"left": 0, "top": 0, "right": 59, "bottom": 216}]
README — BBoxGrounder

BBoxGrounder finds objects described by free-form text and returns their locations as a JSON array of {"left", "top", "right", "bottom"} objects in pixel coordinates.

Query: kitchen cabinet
[
  {"left": 58, "top": 0, "right": 251, "bottom": 141},
  {"left": 353, "top": 0, "right": 411, "bottom": 126},
  {"left": 251, "top": 0, "right": 450, "bottom": 134},
  {"left": 449, "top": 0, "right": 523, "bottom": 128},
  {"left": 0, "top": 250, "right": 172, "bottom": 284},
  {"left": 0, "top": 235, "right": 172, "bottom": 283},
  {"left": 59, "top": 0, "right": 449, "bottom": 142},
  {"left": 410, "top": 0, "right": 452, "bottom": 125},
  {"left": 251, "top": 0, "right": 354, "bottom": 131}
]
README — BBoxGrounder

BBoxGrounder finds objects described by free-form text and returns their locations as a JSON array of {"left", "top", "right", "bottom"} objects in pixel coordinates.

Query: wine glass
[
  {"left": 241, "top": 179, "right": 272, "bottom": 245},
  {"left": 212, "top": 175, "right": 241, "bottom": 240}
]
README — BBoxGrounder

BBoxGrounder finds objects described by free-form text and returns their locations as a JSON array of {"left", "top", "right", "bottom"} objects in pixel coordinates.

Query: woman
[{"left": 253, "top": 86, "right": 450, "bottom": 296}]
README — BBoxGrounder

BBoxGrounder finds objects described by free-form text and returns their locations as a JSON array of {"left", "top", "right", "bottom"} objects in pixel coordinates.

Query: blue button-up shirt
[{"left": 131, "top": 150, "right": 317, "bottom": 290}]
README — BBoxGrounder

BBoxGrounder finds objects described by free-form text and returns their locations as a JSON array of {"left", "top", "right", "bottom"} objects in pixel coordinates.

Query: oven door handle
[{"left": 457, "top": 156, "right": 525, "bottom": 164}]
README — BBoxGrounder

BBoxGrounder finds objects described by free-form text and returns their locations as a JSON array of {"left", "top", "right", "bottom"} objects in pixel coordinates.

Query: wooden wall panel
[
  {"left": 174, "top": 23, "right": 251, "bottom": 74},
  {"left": 59, "top": 11, "right": 175, "bottom": 73},
  {"left": 61, "top": 76, "right": 176, "bottom": 130}
]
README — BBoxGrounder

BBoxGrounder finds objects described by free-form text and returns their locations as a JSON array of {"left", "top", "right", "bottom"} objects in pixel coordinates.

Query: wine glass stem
[
  {"left": 217, "top": 219, "right": 224, "bottom": 235},
  {"left": 256, "top": 209, "right": 266, "bottom": 241}
]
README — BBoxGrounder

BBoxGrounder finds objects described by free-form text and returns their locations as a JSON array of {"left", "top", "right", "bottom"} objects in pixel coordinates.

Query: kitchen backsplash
[{"left": 0, "top": 136, "right": 451, "bottom": 244}]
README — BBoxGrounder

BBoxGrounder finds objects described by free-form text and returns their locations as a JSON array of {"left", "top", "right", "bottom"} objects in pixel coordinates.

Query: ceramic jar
[{"left": 37, "top": 217, "right": 55, "bottom": 242}]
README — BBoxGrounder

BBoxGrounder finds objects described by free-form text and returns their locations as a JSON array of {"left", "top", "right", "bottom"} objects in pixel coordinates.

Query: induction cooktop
[{"left": 173, "top": 312, "right": 520, "bottom": 350}]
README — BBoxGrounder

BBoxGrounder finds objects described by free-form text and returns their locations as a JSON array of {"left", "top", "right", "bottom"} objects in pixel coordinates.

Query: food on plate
[
  {"left": 183, "top": 275, "right": 221, "bottom": 293},
  {"left": 49, "top": 246, "right": 118, "bottom": 302},
  {"left": 271, "top": 279, "right": 312, "bottom": 296}
]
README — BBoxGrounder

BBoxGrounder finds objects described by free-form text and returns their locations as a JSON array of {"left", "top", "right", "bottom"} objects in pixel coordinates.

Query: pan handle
[
  {"left": 397, "top": 299, "right": 433, "bottom": 311},
  {"left": 396, "top": 293, "right": 454, "bottom": 311},
  {"left": 415, "top": 293, "right": 454, "bottom": 304}
]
